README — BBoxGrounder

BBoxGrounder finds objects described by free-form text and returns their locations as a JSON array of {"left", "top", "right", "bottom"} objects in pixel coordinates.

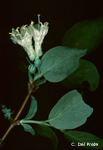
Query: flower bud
[
  {"left": 28, "top": 64, "right": 36, "bottom": 74},
  {"left": 34, "top": 57, "right": 41, "bottom": 68}
]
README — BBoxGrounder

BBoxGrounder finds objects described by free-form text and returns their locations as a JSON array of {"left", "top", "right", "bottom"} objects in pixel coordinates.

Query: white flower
[
  {"left": 29, "top": 21, "right": 49, "bottom": 58},
  {"left": 9, "top": 25, "right": 36, "bottom": 61},
  {"left": 9, "top": 16, "right": 49, "bottom": 61}
]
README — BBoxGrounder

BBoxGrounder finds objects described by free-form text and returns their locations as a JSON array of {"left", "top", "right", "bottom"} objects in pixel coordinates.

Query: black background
[{"left": 0, "top": 0, "right": 103, "bottom": 150}]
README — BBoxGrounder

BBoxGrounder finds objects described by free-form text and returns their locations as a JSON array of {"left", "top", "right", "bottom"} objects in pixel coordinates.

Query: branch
[{"left": 0, "top": 79, "right": 38, "bottom": 148}]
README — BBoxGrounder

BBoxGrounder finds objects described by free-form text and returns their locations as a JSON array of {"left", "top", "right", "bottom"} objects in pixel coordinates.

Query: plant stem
[
  {"left": 0, "top": 80, "right": 38, "bottom": 147},
  {"left": 20, "top": 120, "right": 43, "bottom": 124},
  {"left": 13, "top": 92, "right": 31, "bottom": 122},
  {"left": 20, "top": 120, "right": 50, "bottom": 126}
]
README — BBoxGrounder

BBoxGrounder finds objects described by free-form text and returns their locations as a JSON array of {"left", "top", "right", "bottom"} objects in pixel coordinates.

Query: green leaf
[
  {"left": 61, "top": 59, "right": 99, "bottom": 91},
  {"left": 21, "top": 123, "right": 35, "bottom": 135},
  {"left": 48, "top": 90, "right": 93, "bottom": 129},
  {"left": 40, "top": 46, "right": 87, "bottom": 82},
  {"left": 24, "top": 96, "right": 37, "bottom": 120},
  {"left": 37, "top": 78, "right": 46, "bottom": 86},
  {"left": 64, "top": 130, "right": 103, "bottom": 149},
  {"left": 35, "top": 124, "right": 58, "bottom": 149},
  {"left": 61, "top": 18, "right": 103, "bottom": 55}
]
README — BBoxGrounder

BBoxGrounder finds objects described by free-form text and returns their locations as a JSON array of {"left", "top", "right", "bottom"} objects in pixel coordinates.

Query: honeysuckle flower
[
  {"left": 9, "top": 15, "right": 49, "bottom": 61},
  {"left": 29, "top": 21, "right": 49, "bottom": 57},
  {"left": 9, "top": 25, "right": 36, "bottom": 61}
]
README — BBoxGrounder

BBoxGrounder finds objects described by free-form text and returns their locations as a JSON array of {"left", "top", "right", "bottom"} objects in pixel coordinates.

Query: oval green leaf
[
  {"left": 64, "top": 130, "right": 103, "bottom": 149},
  {"left": 61, "top": 18, "right": 103, "bottom": 55},
  {"left": 62, "top": 59, "right": 100, "bottom": 91},
  {"left": 40, "top": 46, "right": 86, "bottom": 82},
  {"left": 48, "top": 90, "right": 93, "bottom": 129},
  {"left": 24, "top": 96, "right": 37, "bottom": 120},
  {"left": 35, "top": 124, "right": 58, "bottom": 149},
  {"left": 21, "top": 123, "right": 35, "bottom": 135}
]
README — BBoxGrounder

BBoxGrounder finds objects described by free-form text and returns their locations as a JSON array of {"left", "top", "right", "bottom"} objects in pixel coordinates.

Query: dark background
[{"left": 0, "top": 0, "right": 103, "bottom": 150}]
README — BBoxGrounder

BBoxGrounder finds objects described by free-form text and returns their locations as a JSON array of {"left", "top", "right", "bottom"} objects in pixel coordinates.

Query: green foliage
[
  {"left": 2, "top": 105, "right": 14, "bottom": 119},
  {"left": 61, "top": 18, "right": 103, "bottom": 55},
  {"left": 21, "top": 123, "right": 35, "bottom": 135},
  {"left": 47, "top": 90, "right": 93, "bottom": 129},
  {"left": 25, "top": 96, "right": 37, "bottom": 120},
  {"left": 64, "top": 130, "right": 103, "bottom": 149},
  {"left": 40, "top": 46, "right": 86, "bottom": 82},
  {"left": 35, "top": 124, "right": 58, "bottom": 149},
  {"left": 62, "top": 59, "right": 100, "bottom": 91},
  {"left": 37, "top": 78, "right": 46, "bottom": 86}
]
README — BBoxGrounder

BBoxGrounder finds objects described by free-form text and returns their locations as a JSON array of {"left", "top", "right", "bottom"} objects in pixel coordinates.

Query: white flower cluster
[{"left": 9, "top": 18, "right": 49, "bottom": 61}]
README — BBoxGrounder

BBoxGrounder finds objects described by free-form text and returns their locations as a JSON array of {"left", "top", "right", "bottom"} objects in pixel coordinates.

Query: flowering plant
[{"left": 0, "top": 15, "right": 103, "bottom": 149}]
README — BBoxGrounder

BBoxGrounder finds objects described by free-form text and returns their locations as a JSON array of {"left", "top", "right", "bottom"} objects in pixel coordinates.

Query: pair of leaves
[
  {"left": 47, "top": 90, "right": 93, "bottom": 129},
  {"left": 62, "top": 59, "right": 100, "bottom": 91},
  {"left": 21, "top": 95, "right": 58, "bottom": 149},
  {"left": 20, "top": 91, "right": 94, "bottom": 149},
  {"left": 21, "top": 96, "right": 37, "bottom": 135},
  {"left": 61, "top": 18, "right": 103, "bottom": 55},
  {"left": 39, "top": 46, "right": 87, "bottom": 82},
  {"left": 64, "top": 130, "right": 103, "bottom": 149}
]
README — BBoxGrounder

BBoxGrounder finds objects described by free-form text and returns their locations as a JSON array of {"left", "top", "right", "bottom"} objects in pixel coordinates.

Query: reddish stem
[
  {"left": 0, "top": 80, "right": 38, "bottom": 147},
  {"left": 13, "top": 92, "right": 31, "bottom": 122}
]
